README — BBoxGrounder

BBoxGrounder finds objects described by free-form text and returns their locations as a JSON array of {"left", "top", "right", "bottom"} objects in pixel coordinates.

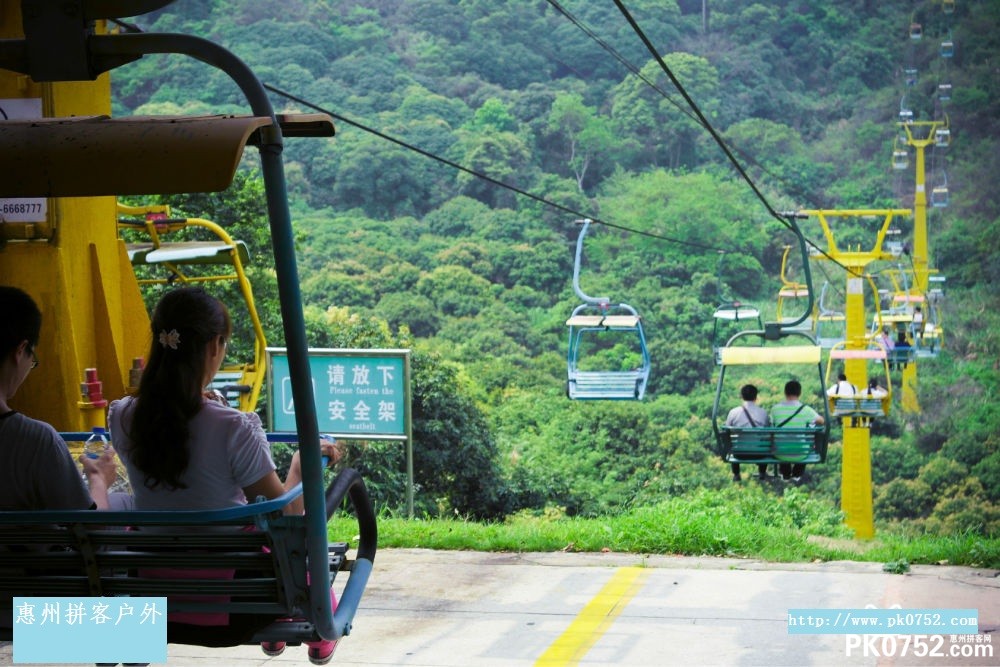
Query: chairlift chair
[
  {"left": 776, "top": 245, "right": 812, "bottom": 332},
  {"left": 118, "top": 204, "right": 267, "bottom": 413},
  {"left": 931, "top": 185, "right": 950, "bottom": 208},
  {"left": 823, "top": 344, "right": 892, "bottom": 420},
  {"left": 892, "top": 149, "right": 909, "bottom": 170},
  {"left": 0, "top": 8, "right": 373, "bottom": 653},
  {"left": 904, "top": 68, "right": 918, "bottom": 86},
  {"left": 565, "top": 219, "right": 651, "bottom": 400},
  {"left": 813, "top": 282, "right": 845, "bottom": 349},
  {"left": 938, "top": 84, "right": 952, "bottom": 102},
  {"left": 566, "top": 303, "right": 650, "bottom": 400},
  {"left": 712, "top": 302, "right": 762, "bottom": 365},
  {"left": 909, "top": 23, "right": 922, "bottom": 40},
  {"left": 940, "top": 40, "right": 954, "bottom": 58},
  {"left": 942, "top": 0, "right": 955, "bottom": 14},
  {"left": 935, "top": 128, "right": 951, "bottom": 148},
  {"left": 712, "top": 332, "right": 830, "bottom": 468}
]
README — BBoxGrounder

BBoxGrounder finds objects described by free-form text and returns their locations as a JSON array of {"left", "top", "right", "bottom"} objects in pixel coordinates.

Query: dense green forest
[{"left": 115, "top": 0, "right": 1000, "bottom": 537}]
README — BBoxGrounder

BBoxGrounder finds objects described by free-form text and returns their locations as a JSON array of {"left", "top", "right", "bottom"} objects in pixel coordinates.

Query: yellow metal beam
[{"left": 719, "top": 345, "right": 821, "bottom": 365}]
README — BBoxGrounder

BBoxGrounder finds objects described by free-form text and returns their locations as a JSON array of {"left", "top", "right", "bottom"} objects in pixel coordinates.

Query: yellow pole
[
  {"left": 800, "top": 209, "right": 908, "bottom": 539},
  {"left": 0, "top": 7, "right": 149, "bottom": 430},
  {"left": 841, "top": 274, "right": 874, "bottom": 538},
  {"left": 841, "top": 425, "right": 874, "bottom": 538},
  {"left": 896, "top": 119, "right": 945, "bottom": 416}
]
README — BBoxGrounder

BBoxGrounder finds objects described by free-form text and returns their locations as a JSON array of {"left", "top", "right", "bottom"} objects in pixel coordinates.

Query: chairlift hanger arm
[
  {"left": 571, "top": 219, "right": 611, "bottom": 306},
  {"left": 765, "top": 219, "right": 814, "bottom": 338},
  {"left": 797, "top": 209, "right": 911, "bottom": 261}
]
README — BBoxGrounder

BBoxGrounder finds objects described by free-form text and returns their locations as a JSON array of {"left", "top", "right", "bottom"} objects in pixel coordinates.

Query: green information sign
[{"left": 267, "top": 348, "right": 409, "bottom": 438}]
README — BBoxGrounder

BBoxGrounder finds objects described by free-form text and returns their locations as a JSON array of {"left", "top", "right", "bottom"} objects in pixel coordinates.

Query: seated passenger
[
  {"left": 891, "top": 332, "right": 913, "bottom": 370},
  {"left": 0, "top": 286, "right": 117, "bottom": 512},
  {"left": 724, "top": 384, "right": 771, "bottom": 482},
  {"left": 108, "top": 287, "right": 344, "bottom": 664},
  {"left": 826, "top": 372, "right": 856, "bottom": 397},
  {"left": 0, "top": 286, "right": 118, "bottom": 635},
  {"left": 911, "top": 306, "right": 925, "bottom": 340},
  {"left": 878, "top": 327, "right": 895, "bottom": 352},
  {"left": 864, "top": 378, "right": 888, "bottom": 398},
  {"left": 770, "top": 380, "right": 824, "bottom": 483}
]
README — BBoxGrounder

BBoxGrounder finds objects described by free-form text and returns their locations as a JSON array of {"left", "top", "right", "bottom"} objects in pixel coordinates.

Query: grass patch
[{"left": 329, "top": 485, "right": 1000, "bottom": 568}]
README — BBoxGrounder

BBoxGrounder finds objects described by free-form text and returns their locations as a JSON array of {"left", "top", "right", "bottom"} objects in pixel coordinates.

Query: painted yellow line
[{"left": 535, "top": 566, "right": 650, "bottom": 666}]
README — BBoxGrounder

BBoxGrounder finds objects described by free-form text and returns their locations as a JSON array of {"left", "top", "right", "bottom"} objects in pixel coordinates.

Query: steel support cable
[
  {"left": 545, "top": 0, "right": 824, "bottom": 211},
  {"left": 111, "top": 18, "right": 731, "bottom": 253},
  {"left": 263, "top": 84, "right": 727, "bottom": 252},
  {"left": 609, "top": 1, "right": 830, "bottom": 329},
  {"left": 608, "top": 1, "right": 860, "bottom": 281}
]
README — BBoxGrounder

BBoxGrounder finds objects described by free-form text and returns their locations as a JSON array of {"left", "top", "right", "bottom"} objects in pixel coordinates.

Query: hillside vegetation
[{"left": 115, "top": 0, "right": 1000, "bottom": 542}]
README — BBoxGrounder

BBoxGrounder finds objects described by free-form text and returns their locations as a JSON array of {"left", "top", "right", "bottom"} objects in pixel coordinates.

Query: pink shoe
[
  {"left": 307, "top": 639, "right": 338, "bottom": 665},
  {"left": 261, "top": 641, "right": 285, "bottom": 656}
]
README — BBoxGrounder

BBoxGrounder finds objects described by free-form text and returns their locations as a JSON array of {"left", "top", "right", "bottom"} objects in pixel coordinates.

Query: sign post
[{"left": 267, "top": 348, "right": 413, "bottom": 517}]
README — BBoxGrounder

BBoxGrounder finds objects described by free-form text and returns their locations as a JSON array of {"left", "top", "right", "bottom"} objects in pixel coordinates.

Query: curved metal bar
[
  {"left": 90, "top": 30, "right": 330, "bottom": 642},
  {"left": 324, "top": 469, "right": 378, "bottom": 639},
  {"left": 571, "top": 219, "right": 609, "bottom": 306},
  {"left": 766, "top": 217, "right": 815, "bottom": 337}
]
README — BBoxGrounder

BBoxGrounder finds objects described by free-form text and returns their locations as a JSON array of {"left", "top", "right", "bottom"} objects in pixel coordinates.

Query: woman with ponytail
[{"left": 109, "top": 287, "right": 342, "bottom": 663}]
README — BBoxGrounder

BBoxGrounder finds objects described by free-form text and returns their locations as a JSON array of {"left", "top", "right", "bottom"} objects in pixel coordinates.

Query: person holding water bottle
[
  {"left": 108, "top": 287, "right": 344, "bottom": 663},
  {"left": 0, "top": 286, "right": 117, "bottom": 511}
]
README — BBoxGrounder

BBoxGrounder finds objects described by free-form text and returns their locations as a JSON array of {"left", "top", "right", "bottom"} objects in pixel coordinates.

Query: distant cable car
[
  {"left": 814, "top": 283, "right": 845, "bottom": 349},
  {"left": 931, "top": 185, "right": 950, "bottom": 208},
  {"left": 565, "top": 219, "right": 651, "bottom": 400},
  {"left": 712, "top": 302, "right": 762, "bottom": 365},
  {"left": 824, "top": 343, "right": 892, "bottom": 422},
  {"left": 892, "top": 149, "right": 909, "bottom": 170}
]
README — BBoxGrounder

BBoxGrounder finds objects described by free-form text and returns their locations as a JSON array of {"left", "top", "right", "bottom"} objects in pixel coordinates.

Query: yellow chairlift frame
[{"left": 117, "top": 203, "right": 267, "bottom": 412}]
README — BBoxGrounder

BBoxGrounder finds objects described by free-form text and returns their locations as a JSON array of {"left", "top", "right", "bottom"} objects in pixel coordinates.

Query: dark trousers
[
  {"left": 732, "top": 462, "right": 768, "bottom": 478},
  {"left": 779, "top": 463, "right": 806, "bottom": 479}
]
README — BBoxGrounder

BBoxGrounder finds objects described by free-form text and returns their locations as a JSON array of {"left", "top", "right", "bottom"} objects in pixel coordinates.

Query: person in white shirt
[
  {"left": 864, "top": 378, "right": 888, "bottom": 398},
  {"left": 826, "top": 372, "right": 857, "bottom": 397}
]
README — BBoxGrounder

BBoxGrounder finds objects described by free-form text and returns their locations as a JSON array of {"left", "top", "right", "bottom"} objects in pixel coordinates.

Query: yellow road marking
[{"left": 535, "top": 567, "right": 649, "bottom": 666}]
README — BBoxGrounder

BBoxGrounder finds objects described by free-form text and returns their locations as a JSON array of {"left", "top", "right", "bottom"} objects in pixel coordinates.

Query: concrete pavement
[{"left": 2, "top": 548, "right": 997, "bottom": 666}]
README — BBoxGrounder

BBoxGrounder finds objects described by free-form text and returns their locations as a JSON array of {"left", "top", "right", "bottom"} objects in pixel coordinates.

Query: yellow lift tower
[
  {"left": 893, "top": 117, "right": 950, "bottom": 413},
  {"left": 0, "top": 6, "right": 148, "bottom": 431},
  {"left": 801, "top": 209, "right": 910, "bottom": 539}
]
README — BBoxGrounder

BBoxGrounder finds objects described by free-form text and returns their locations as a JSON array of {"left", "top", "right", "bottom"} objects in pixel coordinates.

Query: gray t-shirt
[
  {"left": 725, "top": 402, "right": 770, "bottom": 428},
  {"left": 0, "top": 411, "right": 94, "bottom": 511}
]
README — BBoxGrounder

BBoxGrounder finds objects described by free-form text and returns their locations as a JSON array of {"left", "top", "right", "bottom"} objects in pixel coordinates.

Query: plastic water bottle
[{"left": 84, "top": 427, "right": 109, "bottom": 459}]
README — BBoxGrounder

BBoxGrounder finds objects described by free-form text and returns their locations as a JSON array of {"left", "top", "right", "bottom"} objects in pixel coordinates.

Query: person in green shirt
[{"left": 770, "top": 379, "right": 824, "bottom": 482}]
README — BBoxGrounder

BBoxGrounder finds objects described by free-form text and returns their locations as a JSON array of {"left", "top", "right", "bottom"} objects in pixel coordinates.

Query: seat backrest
[
  {"left": 0, "top": 493, "right": 313, "bottom": 642},
  {"left": 721, "top": 427, "right": 826, "bottom": 464}
]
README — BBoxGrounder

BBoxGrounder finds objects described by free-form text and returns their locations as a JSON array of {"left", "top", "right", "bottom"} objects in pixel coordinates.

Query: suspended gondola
[
  {"left": 824, "top": 342, "right": 893, "bottom": 422},
  {"left": 711, "top": 252, "right": 762, "bottom": 365},
  {"left": 566, "top": 219, "right": 651, "bottom": 400},
  {"left": 814, "top": 282, "right": 846, "bottom": 349},
  {"left": 775, "top": 245, "right": 812, "bottom": 333},
  {"left": 713, "top": 232, "right": 830, "bottom": 470},
  {"left": 712, "top": 330, "right": 830, "bottom": 469}
]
